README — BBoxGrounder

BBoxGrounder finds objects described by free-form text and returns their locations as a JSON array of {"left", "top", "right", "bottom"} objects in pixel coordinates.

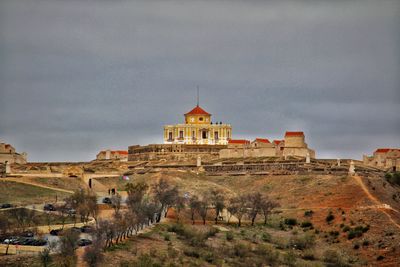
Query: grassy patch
[{"left": 0, "top": 181, "right": 70, "bottom": 205}]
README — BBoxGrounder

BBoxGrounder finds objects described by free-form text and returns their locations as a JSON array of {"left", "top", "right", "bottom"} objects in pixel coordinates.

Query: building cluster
[
  {"left": 127, "top": 104, "right": 315, "bottom": 161},
  {"left": 220, "top": 131, "right": 315, "bottom": 159},
  {"left": 96, "top": 150, "right": 128, "bottom": 161},
  {"left": 0, "top": 141, "right": 27, "bottom": 164},
  {"left": 363, "top": 148, "right": 400, "bottom": 171}
]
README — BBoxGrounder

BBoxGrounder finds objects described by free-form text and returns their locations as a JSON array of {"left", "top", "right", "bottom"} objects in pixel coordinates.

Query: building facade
[
  {"left": 163, "top": 105, "right": 232, "bottom": 145},
  {"left": 219, "top": 131, "right": 315, "bottom": 159},
  {"left": 96, "top": 150, "right": 128, "bottom": 161},
  {"left": 363, "top": 148, "right": 400, "bottom": 171},
  {"left": 0, "top": 141, "right": 27, "bottom": 164}
]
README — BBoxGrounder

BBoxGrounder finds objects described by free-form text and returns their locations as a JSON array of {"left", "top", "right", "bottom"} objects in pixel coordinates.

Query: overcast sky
[{"left": 0, "top": 0, "right": 399, "bottom": 162}]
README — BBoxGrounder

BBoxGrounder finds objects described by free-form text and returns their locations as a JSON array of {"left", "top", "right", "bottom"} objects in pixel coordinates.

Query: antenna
[{"left": 196, "top": 86, "right": 199, "bottom": 106}]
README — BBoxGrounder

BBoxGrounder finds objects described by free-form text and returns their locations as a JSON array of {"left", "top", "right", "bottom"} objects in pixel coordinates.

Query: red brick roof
[
  {"left": 228, "top": 139, "right": 250, "bottom": 145},
  {"left": 285, "top": 131, "right": 304, "bottom": 137},
  {"left": 185, "top": 105, "right": 211, "bottom": 116},
  {"left": 273, "top": 140, "right": 284, "bottom": 145},
  {"left": 375, "top": 148, "right": 400, "bottom": 153},
  {"left": 255, "top": 138, "right": 270, "bottom": 144}
]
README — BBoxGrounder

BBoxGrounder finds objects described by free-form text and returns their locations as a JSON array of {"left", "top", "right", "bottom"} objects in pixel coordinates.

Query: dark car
[
  {"left": 43, "top": 204, "right": 56, "bottom": 211},
  {"left": 102, "top": 197, "right": 112, "bottom": 204},
  {"left": 21, "top": 231, "right": 34, "bottom": 238},
  {"left": 0, "top": 203, "right": 12, "bottom": 209},
  {"left": 80, "top": 225, "right": 94, "bottom": 233},
  {"left": 77, "top": 239, "right": 92, "bottom": 247},
  {"left": 50, "top": 229, "right": 63, "bottom": 236}
]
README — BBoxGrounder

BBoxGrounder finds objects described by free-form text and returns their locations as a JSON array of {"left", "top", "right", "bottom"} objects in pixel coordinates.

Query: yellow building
[{"left": 164, "top": 105, "right": 232, "bottom": 145}]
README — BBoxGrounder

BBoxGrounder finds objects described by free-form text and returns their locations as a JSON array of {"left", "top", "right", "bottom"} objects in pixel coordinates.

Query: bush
[
  {"left": 301, "top": 221, "right": 313, "bottom": 228},
  {"left": 302, "top": 249, "right": 316, "bottom": 260},
  {"left": 326, "top": 213, "right": 335, "bottom": 223},
  {"left": 304, "top": 210, "right": 314, "bottom": 217},
  {"left": 362, "top": 240, "right": 370, "bottom": 246},
  {"left": 377, "top": 255, "right": 385, "bottom": 261},
  {"left": 226, "top": 231, "right": 234, "bottom": 241},
  {"left": 289, "top": 233, "right": 316, "bottom": 250},
  {"left": 284, "top": 218, "right": 298, "bottom": 226},
  {"left": 183, "top": 249, "right": 200, "bottom": 258},
  {"left": 202, "top": 252, "right": 214, "bottom": 263},
  {"left": 342, "top": 226, "right": 350, "bottom": 232},
  {"left": 323, "top": 250, "right": 350, "bottom": 267},
  {"left": 385, "top": 172, "right": 400, "bottom": 186},
  {"left": 348, "top": 225, "right": 369, "bottom": 239},
  {"left": 233, "top": 243, "right": 249, "bottom": 258},
  {"left": 261, "top": 232, "right": 271, "bottom": 242}
]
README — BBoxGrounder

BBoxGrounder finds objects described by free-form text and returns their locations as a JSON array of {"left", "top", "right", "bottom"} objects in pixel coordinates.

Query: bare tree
[
  {"left": 111, "top": 193, "right": 122, "bottom": 215},
  {"left": 152, "top": 178, "right": 178, "bottom": 220},
  {"left": 189, "top": 195, "right": 200, "bottom": 225},
  {"left": 209, "top": 189, "right": 225, "bottom": 224},
  {"left": 59, "top": 228, "right": 80, "bottom": 267},
  {"left": 260, "top": 197, "right": 279, "bottom": 225},
  {"left": 83, "top": 238, "right": 104, "bottom": 267},
  {"left": 174, "top": 195, "right": 186, "bottom": 222},
  {"left": 247, "top": 192, "right": 263, "bottom": 226},
  {"left": 229, "top": 195, "right": 247, "bottom": 227},
  {"left": 196, "top": 198, "right": 209, "bottom": 225}
]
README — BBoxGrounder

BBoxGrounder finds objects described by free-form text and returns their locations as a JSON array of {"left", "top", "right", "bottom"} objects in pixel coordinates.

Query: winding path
[{"left": 353, "top": 175, "right": 400, "bottom": 230}]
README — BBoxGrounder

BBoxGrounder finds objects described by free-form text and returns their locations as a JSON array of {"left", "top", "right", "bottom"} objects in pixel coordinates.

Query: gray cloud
[{"left": 0, "top": 0, "right": 399, "bottom": 161}]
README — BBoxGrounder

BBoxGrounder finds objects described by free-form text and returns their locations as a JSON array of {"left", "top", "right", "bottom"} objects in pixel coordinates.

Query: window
[
  {"left": 202, "top": 131, "right": 207, "bottom": 139},
  {"left": 214, "top": 131, "right": 219, "bottom": 140},
  {"left": 179, "top": 131, "right": 184, "bottom": 139},
  {"left": 192, "top": 131, "right": 196, "bottom": 140},
  {"left": 199, "top": 117, "right": 204, "bottom": 121},
  {"left": 227, "top": 131, "right": 230, "bottom": 138},
  {"left": 168, "top": 132, "right": 173, "bottom": 141}
]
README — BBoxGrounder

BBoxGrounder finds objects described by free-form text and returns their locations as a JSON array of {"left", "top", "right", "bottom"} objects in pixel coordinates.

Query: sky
[{"left": 0, "top": 0, "right": 399, "bottom": 162}]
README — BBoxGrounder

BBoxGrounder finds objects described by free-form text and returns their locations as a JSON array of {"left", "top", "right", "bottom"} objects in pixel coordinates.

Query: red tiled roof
[
  {"left": 375, "top": 148, "right": 400, "bottom": 153},
  {"left": 228, "top": 139, "right": 250, "bottom": 145},
  {"left": 285, "top": 131, "right": 304, "bottom": 137},
  {"left": 273, "top": 140, "right": 284, "bottom": 145},
  {"left": 185, "top": 105, "right": 211, "bottom": 116},
  {"left": 255, "top": 138, "right": 270, "bottom": 144}
]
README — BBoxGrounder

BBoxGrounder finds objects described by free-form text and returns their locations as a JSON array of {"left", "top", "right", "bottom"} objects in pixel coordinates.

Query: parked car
[
  {"left": 43, "top": 204, "right": 56, "bottom": 211},
  {"left": 102, "top": 197, "right": 112, "bottom": 204},
  {"left": 21, "top": 231, "right": 34, "bottom": 238},
  {"left": 50, "top": 229, "right": 63, "bottom": 236},
  {"left": 77, "top": 239, "right": 92, "bottom": 247},
  {"left": 80, "top": 225, "right": 94, "bottom": 233},
  {"left": 0, "top": 203, "right": 12, "bottom": 209},
  {"left": 66, "top": 208, "right": 76, "bottom": 215}
]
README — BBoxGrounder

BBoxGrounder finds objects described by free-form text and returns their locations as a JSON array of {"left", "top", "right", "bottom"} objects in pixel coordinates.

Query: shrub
[
  {"left": 302, "top": 249, "right": 316, "bottom": 260},
  {"left": 326, "top": 213, "right": 335, "bottom": 223},
  {"left": 261, "top": 232, "right": 271, "bottom": 242},
  {"left": 323, "top": 250, "right": 349, "bottom": 267},
  {"left": 255, "top": 243, "right": 279, "bottom": 265},
  {"left": 342, "top": 225, "right": 350, "bottom": 232},
  {"left": 164, "top": 233, "right": 170, "bottom": 241},
  {"left": 284, "top": 218, "right": 298, "bottom": 226},
  {"left": 329, "top": 231, "right": 339, "bottom": 237},
  {"left": 283, "top": 250, "right": 297, "bottom": 267},
  {"left": 301, "top": 221, "right": 313, "bottom": 228},
  {"left": 206, "top": 227, "right": 219, "bottom": 238},
  {"left": 304, "top": 210, "right": 314, "bottom": 217},
  {"left": 348, "top": 225, "right": 369, "bottom": 240},
  {"left": 377, "top": 255, "right": 385, "bottom": 261},
  {"left": 183, "top": 249, "right": 200, "bottom": 258},
  {"left": 233, "top": 243, "right": 248, "bottom": 258},
  {"left": 289, "top": 233, "right": 316, "bottom": 250},
  {"left": 362, "top": 240, "right": 370, "bottom": 246},
  {"left": 226, "top": 231, "right": 234, "bottom": 241},
  {"left": 353, "top": 244, "right": 359, "bottom": 250},
  {"left": 202, "top": 252, "right": 214, "bottom": 263}
]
